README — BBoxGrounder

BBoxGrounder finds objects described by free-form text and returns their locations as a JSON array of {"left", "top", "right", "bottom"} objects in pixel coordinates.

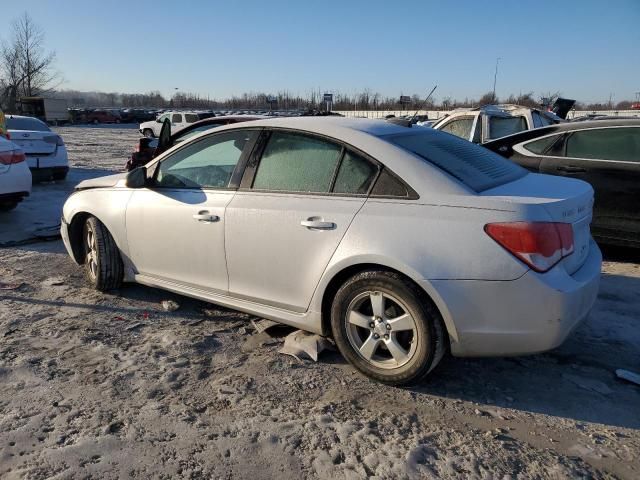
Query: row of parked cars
[{"left": 0, "top": 113, "right": 70, "bottom": 211}]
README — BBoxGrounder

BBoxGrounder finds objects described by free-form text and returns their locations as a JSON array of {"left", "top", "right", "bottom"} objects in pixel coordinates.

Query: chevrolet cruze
[{"left": 61, "top": 117, "right": 601, "bottom": 385}]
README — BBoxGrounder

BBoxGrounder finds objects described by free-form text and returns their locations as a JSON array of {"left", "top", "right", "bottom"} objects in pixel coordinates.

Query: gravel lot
[{"left": 0, "top": 126, "right": 639, "bottom": 479}]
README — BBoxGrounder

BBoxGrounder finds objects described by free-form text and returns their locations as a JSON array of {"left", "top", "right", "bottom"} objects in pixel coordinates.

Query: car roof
[
  {"left": 483, "top": 118, "right": 640, "bottom": 147},
  {"left": 225, "top": 116, "right": 414, "bottom": 138}
]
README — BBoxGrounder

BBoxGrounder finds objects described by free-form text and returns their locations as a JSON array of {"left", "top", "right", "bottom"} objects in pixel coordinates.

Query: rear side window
[
  {"left": 333, "top": 151, "right": 377, "bottom": 194},
  {"left": 6, "top": 117, "right": 51, "bottom": 132},
  {"left": 172, "top": 114, "right": 182, "bottom": 123},
  {"left": 252, "top": 132, "right": 341, "bottom": 192},
  {"left": 488, "top": 116, "right": 527, "bottom": 140},
  {"left": 388, "top": 131, "right": 527, "bottom": 192},
  {"left": 523, "top": 134, "right": 561, "bottom": 155},
  {"left": 565, "top": 128, "right": 639, "bottom": 162},
  {"left": 185, "top": 114, "right": 199, "bottom": 123},
  {"left": 439, "top": 117, "right": 474, "bottom": 140}
]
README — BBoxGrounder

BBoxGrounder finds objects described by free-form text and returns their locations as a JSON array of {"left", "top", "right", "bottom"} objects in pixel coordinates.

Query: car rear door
[
  {"left": 224, "top": 130, "right": 379, "bottom": 312},
  {"left": 539, "top": 126, "right": 640, "bottom": 243},
  {"left": 125, "top": 129, "right": 259, "bottom": 293}
]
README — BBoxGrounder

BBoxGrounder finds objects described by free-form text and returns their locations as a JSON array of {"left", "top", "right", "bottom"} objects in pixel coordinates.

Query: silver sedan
[{"left": 61, "top": 117, "right": 601, "bottom": 385}]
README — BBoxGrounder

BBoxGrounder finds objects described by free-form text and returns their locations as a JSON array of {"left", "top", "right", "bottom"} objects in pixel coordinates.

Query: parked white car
[
  {"left": 432, "top": 104, "right": 564, "bottom": 143},
  {"left": 61, "top": 118, "right": 601, "bottom": 384},
  {"left": 0, "top": 136, "right": 31, "bottom": 211},
  {"left": 6, "top": 115, "right": 69, "bottom": 181},
  {"left": 139, "top": 111, "right": 201, "bottom": 138}
]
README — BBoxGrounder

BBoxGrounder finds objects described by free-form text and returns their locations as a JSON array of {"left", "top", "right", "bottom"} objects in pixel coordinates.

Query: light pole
[{"left": 492, "top": 57, "right": 501, "bottom": 103}]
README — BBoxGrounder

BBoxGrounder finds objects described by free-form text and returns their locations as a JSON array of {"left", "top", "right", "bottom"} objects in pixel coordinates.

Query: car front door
[
  {"left": 225, "top": 130, "right": 379, "bottom": 312},
  {"left": 538, "top": 126, "right": 640, "bottom": 243},
  {"left": 125, "top": 129, "right": 259, "bottom": 292},
  {"left": 171, "top": 113, "right": 185, "bottom": 132}
]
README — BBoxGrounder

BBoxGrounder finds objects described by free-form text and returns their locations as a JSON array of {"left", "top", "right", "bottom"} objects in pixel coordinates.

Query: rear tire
[
  {"left": 52, "top": 171, "right": 67, "bottom": 181},
  {"left": 330, "top": 270, "right": 446, "bottom": 385},
  {"left": 83, "top": 216, "right": 123, "bottom": 291},
  {"left": 143, "top": 129, "right": 154, "bottom": 138}
]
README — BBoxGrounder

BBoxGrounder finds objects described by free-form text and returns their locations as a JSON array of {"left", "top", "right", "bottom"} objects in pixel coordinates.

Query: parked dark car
[
  {"left": 86, "top": 109, "right": 121, "bottom": 124},
  {"left": 126, "top": 115, "right": 266, "bottom": 170},
  {"left": 484, "top": 119, "right": 640, "bottom": 248}
]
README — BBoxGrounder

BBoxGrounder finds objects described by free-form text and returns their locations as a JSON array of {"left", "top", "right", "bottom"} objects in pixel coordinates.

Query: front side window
[
  {"left": 157, "top": 114, "right": 169, "bottom": 122},
  {"left": 565, "top": 128, "right": 639, "bottom": 162},
  {"left": 156, "top": 131, "right": 251, "bottom": 189},
  {"left": 439, "top": 117, "right": 474, "bottom": 140},
  {"left": 252, "top": 132, "right": 341, "bottom": 193},
  {"left": 487, "top": 116, "right": 528, "bottom": 140}
]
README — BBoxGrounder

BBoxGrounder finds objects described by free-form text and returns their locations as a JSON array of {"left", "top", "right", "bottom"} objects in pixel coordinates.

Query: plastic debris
[
  {"left": 161, "top": 300, "right": 180, "bottom": 312},
  {"left": 251, "top": 318, "right": 280, "bottom": 334},
  {"left": 616, "top": 369, "right": 640, "bottom": 386},
  {"left": 278, "top": 330, "right": 333, "bottom": 362}
]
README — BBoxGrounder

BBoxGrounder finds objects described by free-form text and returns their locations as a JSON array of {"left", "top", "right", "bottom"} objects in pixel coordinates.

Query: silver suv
[{"left": 432, "top": 104, "right": 563, "bottom": 143}]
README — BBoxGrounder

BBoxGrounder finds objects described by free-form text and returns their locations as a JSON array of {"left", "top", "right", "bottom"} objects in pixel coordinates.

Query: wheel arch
[{"left": 317, "top": 259, "right": 459, "bottom": 345}]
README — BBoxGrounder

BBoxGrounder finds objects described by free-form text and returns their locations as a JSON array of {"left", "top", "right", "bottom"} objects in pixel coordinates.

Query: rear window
[
  {"left": 387, "top": 131, "right": 527, "bottom": 192},
  {"left": 6, "top": 117, "right": 51, "bottom": 132}
]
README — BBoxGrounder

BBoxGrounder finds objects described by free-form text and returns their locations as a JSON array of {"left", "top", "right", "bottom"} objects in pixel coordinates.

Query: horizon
[{"left": 2, "top": 0, "right": 640, "bottom": 104}]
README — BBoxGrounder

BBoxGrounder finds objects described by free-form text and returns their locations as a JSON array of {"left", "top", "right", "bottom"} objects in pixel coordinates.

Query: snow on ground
[{"left": 0, "top": 126, "right": 638, "bottom": 479}]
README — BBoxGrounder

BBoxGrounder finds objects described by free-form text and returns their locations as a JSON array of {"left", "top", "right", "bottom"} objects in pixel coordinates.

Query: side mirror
[{"left": 125, "top": 166, "right": 147, "bottom": 188}]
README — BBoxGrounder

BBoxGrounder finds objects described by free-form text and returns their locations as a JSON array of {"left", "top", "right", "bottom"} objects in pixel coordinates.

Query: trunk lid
[
  {"left": 481, "top": 173, "right": 594, "bottom": 274},
  {"left": 8, "top": 130, "right": 58, "bottom": 156}
]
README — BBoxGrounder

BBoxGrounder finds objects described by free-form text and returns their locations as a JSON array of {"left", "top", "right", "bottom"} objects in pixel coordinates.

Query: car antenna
[{"left": 409, "top": 84, "right": 438, "bottom": 124}]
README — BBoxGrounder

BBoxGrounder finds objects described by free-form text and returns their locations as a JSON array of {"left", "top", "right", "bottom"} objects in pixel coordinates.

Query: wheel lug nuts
[
  {"left": 373, "top": 333, "right": 379, "bottom": 339},
  {"left": 386, "top": 324, "right": 391, "bottom": 330},
  {"left": 384, "top": 334, "right": 389, "bottom": 340},
  {"left": 369, "top": 322, "right": 375, "bottom": 328}
]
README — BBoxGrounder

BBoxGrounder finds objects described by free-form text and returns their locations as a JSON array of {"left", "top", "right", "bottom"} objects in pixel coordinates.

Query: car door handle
[
  {"left": 300, "top": 218, "right": 336, "bottom": 230},
  {"left": 193, "top": 211, "right": 220, "bottom": 223},
  {"left": 557, "top": 165, "right": 586, "bottom": 173}
]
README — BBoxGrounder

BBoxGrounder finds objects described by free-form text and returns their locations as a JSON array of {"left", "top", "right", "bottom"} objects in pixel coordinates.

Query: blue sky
[{"left": 3, "top": 0, "right": 639, "bottom": 103}]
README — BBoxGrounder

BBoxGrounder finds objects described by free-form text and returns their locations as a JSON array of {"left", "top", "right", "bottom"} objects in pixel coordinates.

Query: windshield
[
  {"left": 387, "top": 130, "right": 526, "bottom": 192},
  {"left": 6, "top": 116, "right": 51, "bottom": 132}
]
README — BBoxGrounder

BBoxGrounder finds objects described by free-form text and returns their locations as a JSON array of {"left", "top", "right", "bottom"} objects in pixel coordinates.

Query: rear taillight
[
  {"left": 485, "top": 222, "right": 574, "bottom": 273},
  {"left": 0, "top": 150, "right": 26, "bottom": 165},
  {"left": 5, "top": 132, "right": 10, "bottom": 140}
]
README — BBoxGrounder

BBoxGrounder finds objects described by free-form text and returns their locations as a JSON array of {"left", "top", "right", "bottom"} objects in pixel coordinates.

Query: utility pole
[{"left": 492, "top": 57, "right": 501, "bottom": 103}]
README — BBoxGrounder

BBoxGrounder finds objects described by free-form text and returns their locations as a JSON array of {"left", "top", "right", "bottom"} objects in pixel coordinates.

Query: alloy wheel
[{"left": 345, "top": 290, "right": 418, "bottom": 369}]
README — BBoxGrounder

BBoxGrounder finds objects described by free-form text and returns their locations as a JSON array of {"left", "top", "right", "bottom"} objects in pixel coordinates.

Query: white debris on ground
[
  {"left": 279, "top": 330, "right": 334, "bottom": 362},
  {"left": 0, "top": 126, "right": 639, "bottom": 479}
]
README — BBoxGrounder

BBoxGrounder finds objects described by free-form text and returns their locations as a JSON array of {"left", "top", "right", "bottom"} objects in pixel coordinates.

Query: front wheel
[
  {"left": 83, "top": 216, "right": 123, "bottom": 291},
  {"left": 143, "top": 129, "right": 154, "bottom": 138},
  {"left": 330, "top": 270, "right": 446, "bottom": 385}
]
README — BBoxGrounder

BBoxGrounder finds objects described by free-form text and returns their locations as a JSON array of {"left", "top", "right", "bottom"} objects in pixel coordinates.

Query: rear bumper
[
  {"left": 0, "top": 161, "right": 32, "bottom": 199},
  {"left": 425, "top": 240, "right": 602, "bottom": 357},
  {"left": 26, "top": 146, "right": 69, "bottom": 170}
]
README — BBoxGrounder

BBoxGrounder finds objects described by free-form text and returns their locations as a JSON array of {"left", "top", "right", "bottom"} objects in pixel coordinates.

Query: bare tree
[{"left": 0, "top": 12, "right": 61, "bottom": 109}]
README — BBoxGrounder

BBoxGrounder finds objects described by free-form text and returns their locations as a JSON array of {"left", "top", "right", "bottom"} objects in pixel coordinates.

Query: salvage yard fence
[{"left": 334, "top": 109, "right": 640, "bottom": 120}]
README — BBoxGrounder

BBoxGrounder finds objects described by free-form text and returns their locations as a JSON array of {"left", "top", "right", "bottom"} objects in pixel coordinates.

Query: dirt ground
[{"left": 0, "top": 126, "right": 639, "bottom": 479}]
